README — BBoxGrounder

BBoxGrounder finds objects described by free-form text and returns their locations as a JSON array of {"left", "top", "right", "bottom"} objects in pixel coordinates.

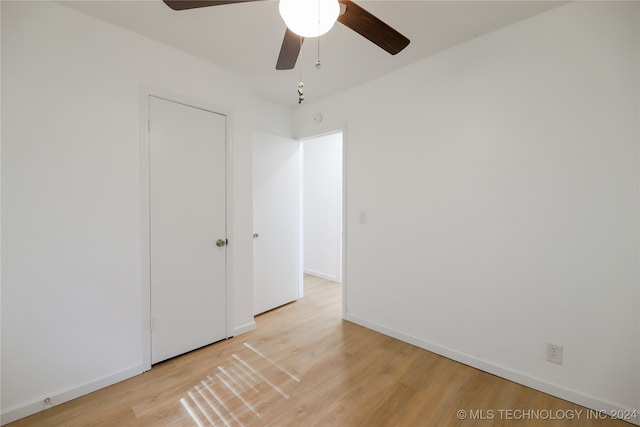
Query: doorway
[
  {"left": 252, "top": 129, "right": 344, "bottom": 316},
  {"left": 302, "top": 131, "right": 343, "bottom": 284}
]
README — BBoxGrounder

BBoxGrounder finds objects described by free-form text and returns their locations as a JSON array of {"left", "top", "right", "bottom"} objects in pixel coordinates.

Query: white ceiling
[{"left": 61, "top": 0, "right": 564, "bottom": 108}]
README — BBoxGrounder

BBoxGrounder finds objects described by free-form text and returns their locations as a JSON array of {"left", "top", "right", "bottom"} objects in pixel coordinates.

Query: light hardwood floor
[{"left": 8, "top": 275, "right": 629, "bottom": 426}]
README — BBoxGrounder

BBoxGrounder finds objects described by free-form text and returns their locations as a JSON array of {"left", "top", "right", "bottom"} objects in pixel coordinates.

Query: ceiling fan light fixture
[{"left": 279, "top": 0, "right": 340, "bottom": 38}]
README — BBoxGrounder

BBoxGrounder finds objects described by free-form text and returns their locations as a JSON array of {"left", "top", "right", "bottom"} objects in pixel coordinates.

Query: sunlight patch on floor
[
  {"left": 243, "top": 342, "right": 301, "bottom": 383},
  {"left": 180, "top": 397, "right": 206, "bottom": 427},
  {"left": 180, "top": 342, "right": 300, "bottom": 426}
]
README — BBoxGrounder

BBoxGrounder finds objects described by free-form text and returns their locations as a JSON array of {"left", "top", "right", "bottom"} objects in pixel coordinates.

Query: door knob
[
  {"left": 216, "top": 239, "right": 227, "bottom": 247},
  {"left": 253, "top": 233, "right": 259, "bottom": 239}
]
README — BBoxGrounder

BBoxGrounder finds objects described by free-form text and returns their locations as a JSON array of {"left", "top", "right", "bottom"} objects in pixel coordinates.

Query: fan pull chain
[
  {"left": 316, "top": 38, "right": 322, "bottom": 70},
  {"left": 316, "top": 0, "right": 322, "bottom": 70},
  {"left": 298, "top": 37, "right": 304, "bottom": 104}
]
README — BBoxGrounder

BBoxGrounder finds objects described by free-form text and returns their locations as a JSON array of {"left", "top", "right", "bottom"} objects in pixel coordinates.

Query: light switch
[{"left": 359, "top": 211, "right": 367, "bottom": 224}]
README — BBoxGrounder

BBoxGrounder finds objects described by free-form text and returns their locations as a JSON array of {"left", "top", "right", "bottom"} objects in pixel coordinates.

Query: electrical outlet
[{"left": 546, "top": 343, "right": 563, "bottom": 364}]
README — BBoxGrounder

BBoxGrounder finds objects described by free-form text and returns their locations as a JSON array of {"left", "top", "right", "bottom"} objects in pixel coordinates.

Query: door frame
[
  {"left": 139, "top": 86, "right": 234, "bottom": 370},
  {"left": 297, "top": 124, "right": 347, "bottom": 320}
]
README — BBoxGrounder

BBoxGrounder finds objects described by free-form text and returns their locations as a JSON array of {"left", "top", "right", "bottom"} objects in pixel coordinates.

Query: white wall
[
  {"left": 303, "top": 132, "right": 343, "bottom": 282},
  {"left": 295, "top": 1, "right": 639, "bottom": 417},
  {"left": 0, "top": 0, "right": 4, "bottom": 415},
  {"left": 0, "top": 1, "right": 270, "bottom": 422},
  {"left": 253, "top": 97, "right": 294, "bottom": 138}
]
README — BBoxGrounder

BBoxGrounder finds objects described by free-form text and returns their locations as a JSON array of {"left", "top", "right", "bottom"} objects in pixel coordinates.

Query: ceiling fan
[{"left": 162, "top": 0, "right": 410, "bottom": 70}]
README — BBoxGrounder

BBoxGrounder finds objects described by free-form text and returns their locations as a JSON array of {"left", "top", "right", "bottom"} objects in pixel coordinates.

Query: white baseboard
[
  {"left": 345, "top": 313, "right": 640, "bottom": 427},
  {"left": 233, "top": 320, "right": 256, "bottom": 337},
  {"left": 2, "top": 320, "right": 257, "bottom": 425},
  {"left": 1, "top": 364, "right": 144, "bottom": 426},
  {"left": 304, "top": 269, "right": 338, "bottom": 282}
]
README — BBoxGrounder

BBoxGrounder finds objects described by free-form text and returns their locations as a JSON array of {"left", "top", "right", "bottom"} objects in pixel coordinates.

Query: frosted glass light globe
[{"left": 279, "top": 0, "right": 340, "bottom": 38}]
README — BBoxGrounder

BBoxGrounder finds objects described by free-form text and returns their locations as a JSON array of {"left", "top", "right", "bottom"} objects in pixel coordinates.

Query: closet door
[{"left": 149, "top": 96, "right": 227, "bottom": 364}]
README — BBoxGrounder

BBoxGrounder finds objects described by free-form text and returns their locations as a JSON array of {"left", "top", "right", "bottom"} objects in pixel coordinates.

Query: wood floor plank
[{"left": 6, "top": 276, "right": 630, "bottom": 426}]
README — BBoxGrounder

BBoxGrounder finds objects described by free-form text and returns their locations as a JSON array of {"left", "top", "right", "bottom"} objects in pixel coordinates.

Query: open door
[{"left": 252, "top": 130, "right": 301, "bottom": 315}]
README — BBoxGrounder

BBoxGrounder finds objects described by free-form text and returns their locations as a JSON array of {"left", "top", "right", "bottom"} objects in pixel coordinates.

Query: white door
[
  {"left": 253, "top": 131, "right": 301, "bottom": 315},
  {"left": 149, "top": 96, "right": 227, "bottom": 364}
]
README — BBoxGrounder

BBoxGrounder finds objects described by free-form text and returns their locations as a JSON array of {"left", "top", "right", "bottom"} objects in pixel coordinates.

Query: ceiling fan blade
[
  {"left": 276, "top": 28, "right": 304, "bottom": 70},
  {"left": 337, "top": 0, "right": 410, "bottom": 55},
  {"left": 163, "top": 0, "right": 262, "bottom": 11}
]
